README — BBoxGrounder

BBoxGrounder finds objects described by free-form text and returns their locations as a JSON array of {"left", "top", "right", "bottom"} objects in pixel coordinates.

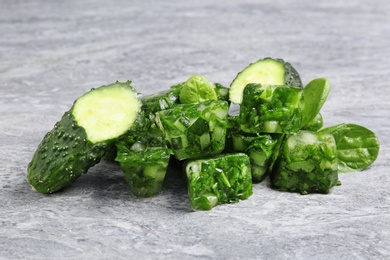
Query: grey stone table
[{"left": 1, "top": 0, "right": 389, "bottom": 259}]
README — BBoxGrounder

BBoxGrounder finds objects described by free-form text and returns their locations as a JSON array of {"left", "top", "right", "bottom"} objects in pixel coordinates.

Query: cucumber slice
[
  {"left": 229, "top": 57, "right": 302, "bottom": 104},
  {"left": 27, "top": 81, "right": 142, "bottom": 193},
  {"left": 73, "top": 83, "right": 141, "bottom": 143}
]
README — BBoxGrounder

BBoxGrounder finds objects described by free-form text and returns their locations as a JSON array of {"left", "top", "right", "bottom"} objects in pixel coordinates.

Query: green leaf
[
  {"left": 320, "top": 123, "right": 380, "bottom": 172},
  {"left": 179, "top": 75, "right": 218, "bottom": 104},
  {"left": 302, "top": 78, "right": 331, "bottom": 127},
  {"left": 301, "top": 113, "right": 323, "bottom": 131}
]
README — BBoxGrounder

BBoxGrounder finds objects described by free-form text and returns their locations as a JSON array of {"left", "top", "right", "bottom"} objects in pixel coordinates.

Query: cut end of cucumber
[
  {"left": 72, "top": 82, "right": 141, "bottom": 144},
  {"left": 229, "top": 58, "right": 285, "bottom": 104}
]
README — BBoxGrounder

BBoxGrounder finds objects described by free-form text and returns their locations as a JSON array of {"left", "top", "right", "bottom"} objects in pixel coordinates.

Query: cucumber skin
[
  {"left": 231, "top": 57, "right": 303, "bottom": 89},
  {"left": 281, "top": 59, "right": 303, "bottom": 88},
  {"left": 27, "top": 110, "right": 109, "bottom": 193}
]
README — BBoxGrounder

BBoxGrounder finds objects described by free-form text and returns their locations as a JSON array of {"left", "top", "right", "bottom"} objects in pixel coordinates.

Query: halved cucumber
[
  {"left": 27, "top": 81, "right": 142, "bottom": 193},
  {"left": 229, "top": 57, "right": 302, "bottom": 104}
]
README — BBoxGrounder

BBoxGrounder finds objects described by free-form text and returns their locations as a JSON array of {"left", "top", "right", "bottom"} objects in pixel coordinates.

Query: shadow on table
[
  {"left": 14, "top": 157, "right": 193, "bottom": 212},
  {"left": 70, "top": 159, "right": 193, "bottom": 212}
]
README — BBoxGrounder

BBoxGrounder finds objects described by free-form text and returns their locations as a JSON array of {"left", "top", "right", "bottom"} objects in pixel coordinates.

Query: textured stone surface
[{"left": 1, "top": 0, "right": 390, "bottom": 259}]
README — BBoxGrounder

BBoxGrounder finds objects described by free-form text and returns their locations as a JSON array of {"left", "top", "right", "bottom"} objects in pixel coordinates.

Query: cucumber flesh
[
  {"left": 28, "top": 81, "right": 141, "bottom": 193},
  {"left": 229, "top": 57, "right": 302, "bottom": 104},
  {"left": 73, "top": 83, "right": 141, "bottom": 143}
]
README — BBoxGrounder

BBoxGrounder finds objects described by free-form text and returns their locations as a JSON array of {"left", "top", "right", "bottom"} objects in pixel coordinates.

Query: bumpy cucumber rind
[
  {"left": 27, "top": 111, "right": 108, "bottom": 193},
  {"left": 28, "top": 81, "right": 141, "bottom": 193},
  {"left": 279, "top": 58, "right": 303, "bottom": 88}
]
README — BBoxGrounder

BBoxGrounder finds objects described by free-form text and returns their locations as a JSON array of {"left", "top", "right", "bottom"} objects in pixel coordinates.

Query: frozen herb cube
[
  {"left": 214, "top": 83, "right": 230, "bottom": 103},
  {"left": 141, "top": 84, "right": 182, "bottom": 116},
  {"left": 185, "top": 153, "right": 253, "bottom": 210},
  {"left": 232, "top": 132, "right": 282, "bottom": 182},
  {"left": 116, "top": 127, "right": 172, "bottom": 197},
  {"left": 301, "top": 113, "right": 323, "bottom": 131},
  {"left": 239, "top": 83, "right": 304, "bottom": 134},
  {"left": 155, "top": 100, "right": 228, "bottom": 160},
  {"left": 271, "top": 131, "right": 339, "bottom": 194},
  {"left": 223, "top": 115, "right": 240, "bottom": 153}
]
